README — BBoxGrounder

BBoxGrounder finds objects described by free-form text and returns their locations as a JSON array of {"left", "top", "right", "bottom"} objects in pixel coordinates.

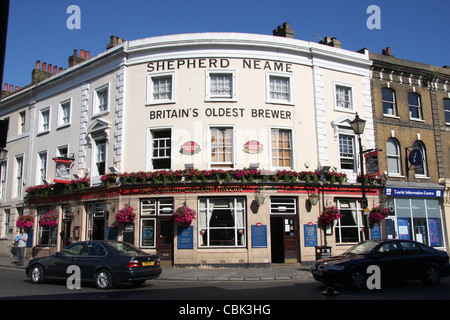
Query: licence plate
[{"left": 142, "top": 261, "right": 154, "bottom": 266}]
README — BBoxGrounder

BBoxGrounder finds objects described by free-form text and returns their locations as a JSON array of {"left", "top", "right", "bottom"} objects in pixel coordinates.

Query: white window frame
[
  {"left": 0, "top": 161, "right": 7, "bottom": 200},
  {"left": 93, "top": 84, "right": 110, "bottom": 116},
  {"left": 146, "top": 126, "right": 173, "bottom": 171},
  {"left": 444, "top": 98, "right": 450, "bottom": 125},
  {"left": 382, "top": 88, "right": 398, "bottom": 117},
  {"left": 386, "top": 138, "right": 402, "bottom": 176},
  {"left": 205, "top": 70, "right": 237, "bottom": 101},
  {"left": 37, "top": 151, "right": 47, "bottom": 184},
  {"left": 19, "top": 111, "right": 26, "bottom": 134},
  {"left": 269, "top": 126, "right": 295, "bottom": 170},
  {"left": 14, "top": 155, "right": 24, "bottom": 197},
  {"left": 334, "top": 82, "right": 355, "bottom": 112},
  {"left": 198, "top": 197, "right": 246, "bottom": 248},
  {"left": 207, "top": 125, "right": 235, "bottom": 169},
  {"left": 2, "top": 209, "right": 10, "bottom": 238},
  {"left": 58, "top": 99, "right": 72, "bottom": 128},
  {"left": 338, "top": 134, "right": 356, "bottom": 172},
  {"left": 408, "top": 92, "right": 423, "bottom": 121},
  {"left": 38, "top": 107, "right": 50, "bottom": 134},
  {"left": 266, "top": 72, "right": 294, "bottom": 105},
  {"left": 335, "top": 199, "right": 364, "bottom": 244},
  {"left": 146, "top": 72, "right": 175, "bottom": 105}
]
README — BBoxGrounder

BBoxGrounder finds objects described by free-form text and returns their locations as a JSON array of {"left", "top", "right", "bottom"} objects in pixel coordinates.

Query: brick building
[{"left": 370, "top": 48, "right": 450, "bottom": 249}]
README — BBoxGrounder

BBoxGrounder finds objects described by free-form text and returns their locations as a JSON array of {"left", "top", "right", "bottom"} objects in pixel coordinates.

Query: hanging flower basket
[
  {"left": 16, "top": 215, "right": 34, "bottom": 231},
  {"left": 318, "top": 206, "right": 342, "bottom": 228},
  {"left": 39, "top": 211, "right": 58, "bottom": 227},
  {"left": 368, "top": 206, "right": 389, "bottom": 225},
  {"left": 115, "top": 205, "right": 136, "bottom": 225},
  {"left": 174, "top": 205, "right": 196, "bottom": 228}
]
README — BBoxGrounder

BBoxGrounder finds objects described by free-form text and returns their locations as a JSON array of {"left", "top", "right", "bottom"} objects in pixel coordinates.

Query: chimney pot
[
  {"left": 80, "top": 49, "right": 85, "bottom": 59},
  {"left": 85, "top": 51, "right": 90, "bottom": 59},
  {"left": 3, "top": 83, "right": 7, "bottom": 91},
  {"left": 74, "top": 49, "right": 78, "bottom": 56},
  {"left": 59, "top": 67, "right": 63, "bottom": 73},
  {"left": 47, "top": 64, "right": 52, "bottom": 73},
  {"left": 15, "top": 86, "right": 19, "bottom": 91},
  {"left": 36, "top": 60, "right": 41, "bottom": 69},
  {"left": 42, "top": 62, "right": 47, "bottom": 70},
  {"left": 53, "top": 66, "right": 57, "bottom": 74},
  {"left": 9, "top": 85, "right": 13, "bottom": 92}
]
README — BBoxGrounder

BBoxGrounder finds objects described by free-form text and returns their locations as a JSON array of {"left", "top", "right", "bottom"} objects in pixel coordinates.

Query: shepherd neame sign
[{"left": 147, "top": 58, "right": 293, "bottom": 73}]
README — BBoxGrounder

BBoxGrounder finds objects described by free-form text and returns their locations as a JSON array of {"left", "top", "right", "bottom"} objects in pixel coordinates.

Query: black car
[
  {"left": 26, "top": 240, "right": 162, "bottom": 289},
  {"left": 311, "top": 239, "right": 450, "bottom": 290}
]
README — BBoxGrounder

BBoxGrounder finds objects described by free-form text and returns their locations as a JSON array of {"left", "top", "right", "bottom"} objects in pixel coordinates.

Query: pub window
[
  {"left": 206, "top": 70, "right": 236, "bottom": 101},
  {"left": 94, "top": 84, "right": 109, "bottom": 114},
  {"left": 37, "top": 151, "right": 47, "bottom": 184},
  {"left": 150, "top": 129, "right": 171, "bottom": 169},
  {"left": 339, "top": 134, "right": 356, "bottom": 171},
  {"left": 0, "top": 161, "right": 6, "bottom": 200},
  {"left": 147, "top": 72, "right": 175, "bottom": 105},
  {"left": 271, "top": 128, "right": 293, "bottom": 169},
  {"left": 39, "top": 107, "right": 50, "bottom": 133},
  {"left": 266, "top": 73, "right": 293, "bottom": 104},
  {"left": 209, "top": 126, "right": 234, "bottom": 168},
  {"left": 19, "top": 111, "right": 26, "bottom": 134},
  {"left": 37, "top": 207, "right": 57, "bottom": 246},
  {"left": 335, "top": 199, "right": 364, "bottom": 244},
  {"left": 198, "top": 198, "right": 246, "bottom": 247},
  {"left": 334, "top": 83, "right": 354, "bottom": 111},
  {"left": 15, "top": 155, "right": 23, "bottom": 197},
  {"left": 58, "top": 99, "right": 71, "bottom": 127},
  {"left": 94, "top": 139, "right": 106, "bottom": 176}
]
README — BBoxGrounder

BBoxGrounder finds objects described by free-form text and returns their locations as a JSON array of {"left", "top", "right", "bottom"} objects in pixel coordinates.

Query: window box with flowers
[
  {"left": 115, "top": 205, "right": 136, "bottom": 225},
  {"left": 174, "top": 205, "right": 196, "bottom": 228}
]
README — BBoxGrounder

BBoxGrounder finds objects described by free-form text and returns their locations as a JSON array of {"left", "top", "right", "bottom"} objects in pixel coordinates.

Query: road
[{"left": 1, "top": 265, "right": 449, "bottom": 315}]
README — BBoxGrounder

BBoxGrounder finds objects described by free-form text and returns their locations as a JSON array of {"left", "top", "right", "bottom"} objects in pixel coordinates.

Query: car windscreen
[
  {"left": 107, "top": 241, "right": 148, "bottom": 255},
  {"left": 346, "top": 241, "right": 379, "bottom": 255}
]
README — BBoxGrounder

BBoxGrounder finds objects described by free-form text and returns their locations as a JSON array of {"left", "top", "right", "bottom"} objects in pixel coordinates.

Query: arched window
[
  {"left": 386, "top": 138, "right": 401, "bottom": 175},
  {"left": 413, "top": 140, "right": 427, "bottom": 176},
  {"left": 382, "top": 88, "right": 397, "bottom": 116}
]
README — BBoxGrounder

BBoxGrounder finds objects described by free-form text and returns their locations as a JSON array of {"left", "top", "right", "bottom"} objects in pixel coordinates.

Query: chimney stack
[
  {"left": 1, "top": 82, "right": 20, "bottom": 98},
  {"left": 31, "top": 60, "right": 56, "bottom": 84},
  {"left": 382, "top": 47, "right": 393, "bottom": 56},
  {"left": 106, "top": 35, "right": 125, "bottom": 50},
  {"left": 273, "top": 22, "right": 295, "bottom": 39},
  {"left": 68, "top": 49, "right": 90, "bottom": 67},
  {"left": 319, "top": 36, "right": 342, "bottom": 48}
]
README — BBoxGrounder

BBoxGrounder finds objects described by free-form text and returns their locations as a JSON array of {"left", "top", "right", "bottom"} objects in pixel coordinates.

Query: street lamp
[{"left": 350, "top": 113, "right": 369, "bottom": 239}]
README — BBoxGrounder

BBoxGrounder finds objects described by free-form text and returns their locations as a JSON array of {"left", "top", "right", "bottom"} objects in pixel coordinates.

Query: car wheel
[
  {"left": 423, "top": 266, "right": 440, "bottom": 286},
  {"left": 348, "top": 269, "right": 366, "bottom": 291},
  {"left": 95, "top": 269, "right": 113, "bottom": 290},
  {"left": 30, "top": 264, "right": 45, "bottom": 284}
]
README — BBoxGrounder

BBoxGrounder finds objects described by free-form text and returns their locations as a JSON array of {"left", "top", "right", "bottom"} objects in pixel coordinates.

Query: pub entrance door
[
  {"left": 270, "top": 197, "right": 299, "bottom": 263},
  {"left": 157, "top": 218, "right": 174, "bottom": 265}
]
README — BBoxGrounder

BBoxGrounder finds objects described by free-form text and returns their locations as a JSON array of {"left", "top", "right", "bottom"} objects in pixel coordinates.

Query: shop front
[{"left": 383, "top": 186, "right": 446, "bottom": 249}]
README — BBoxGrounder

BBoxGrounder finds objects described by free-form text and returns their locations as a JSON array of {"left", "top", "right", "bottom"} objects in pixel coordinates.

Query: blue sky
[{"left": 3, "top": 0, "right": 450, "bottom": 89}]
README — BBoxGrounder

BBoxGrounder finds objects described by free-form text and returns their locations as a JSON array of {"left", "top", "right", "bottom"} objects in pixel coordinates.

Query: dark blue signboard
[
  {"left": 303, "top": 224, "right": 317, "bottom": 247},
  {"left": 251, "top": 225, "right": 267, "bottom": 248},
  {"left": 384, "top": 188, "right": 443, "bottom": 198},
  {"left": 177, "top": 226, "right": 193, "bottom": 249},
  {"left": 397, "top": 218, "right": 410, "bottom": 240},
  {"left": 370, "top": 224, "right": 382, "bottom": 240},
  {"left": 408, "top": 149, "right": 424, "bottom": 166}
]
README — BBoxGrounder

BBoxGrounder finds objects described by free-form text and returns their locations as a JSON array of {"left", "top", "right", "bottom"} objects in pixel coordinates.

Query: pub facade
[{"left": 1, "top": 24, "right": 382, "bottom": 265}]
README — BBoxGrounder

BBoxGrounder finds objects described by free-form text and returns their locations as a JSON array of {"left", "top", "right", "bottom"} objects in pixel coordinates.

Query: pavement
[{"left": 0, "top": 256, "right": 313, "bottom": 281}]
